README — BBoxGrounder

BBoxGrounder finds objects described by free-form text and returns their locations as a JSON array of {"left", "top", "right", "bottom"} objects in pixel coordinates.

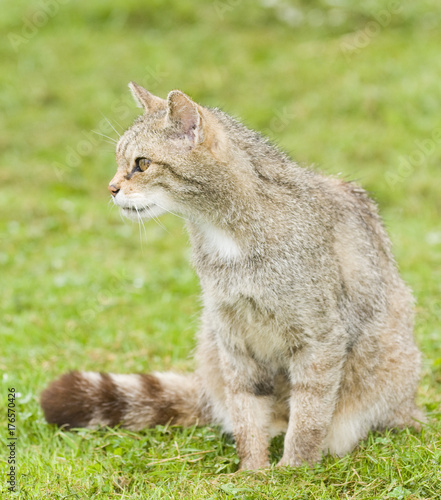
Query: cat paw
[
  {"left": 276, "top": 455, "right": 303, "bottom": 468},
  {"left": 238, "top": 458, "right": 270, "bottom": 470}
]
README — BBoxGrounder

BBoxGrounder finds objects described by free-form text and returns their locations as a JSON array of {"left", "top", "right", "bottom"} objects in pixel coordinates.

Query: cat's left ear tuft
[
  {"left": 128, "top": 82, "right": 166, "bottom": 113},
  {"left": 167, "top": 90, "right": 204, "bottom": 146}
]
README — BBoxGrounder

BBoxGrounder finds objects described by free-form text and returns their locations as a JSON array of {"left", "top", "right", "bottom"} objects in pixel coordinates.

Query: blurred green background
[{"left": 1, "top": 0, "right": 440, "bottom": 498}]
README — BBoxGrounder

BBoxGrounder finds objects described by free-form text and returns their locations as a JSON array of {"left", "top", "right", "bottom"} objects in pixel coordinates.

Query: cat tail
[{"left": 40, "top": 371, "right": 212, "bottom": 430}]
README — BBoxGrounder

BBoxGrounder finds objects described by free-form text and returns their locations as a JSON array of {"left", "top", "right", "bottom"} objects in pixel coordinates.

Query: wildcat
[{"left": 41, "top": 83, "right": 424, "bottom": 470}]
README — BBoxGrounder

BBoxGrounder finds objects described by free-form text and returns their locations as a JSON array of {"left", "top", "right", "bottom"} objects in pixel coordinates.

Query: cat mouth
[
  {"left": 123, "top": 205, "right": 150, "bottom": 213},
  {"left": 120, "top": 204, "right": 163, "bottom": 220},
  {"left": 122, "top": 205, "right": 153, "bottom": 216},
  {"left": 119, "top": 202, "right": 167, "bottom": 221}
]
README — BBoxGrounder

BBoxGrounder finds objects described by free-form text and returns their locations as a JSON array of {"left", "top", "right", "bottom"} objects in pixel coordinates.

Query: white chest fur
[{"left": 197, "top": 223, "right": 242, "bottom": 261}]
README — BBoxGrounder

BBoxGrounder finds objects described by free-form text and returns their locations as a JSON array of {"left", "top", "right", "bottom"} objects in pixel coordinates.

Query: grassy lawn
[{"left": 1, "top": 0, "right": 440, "bottom": 498}]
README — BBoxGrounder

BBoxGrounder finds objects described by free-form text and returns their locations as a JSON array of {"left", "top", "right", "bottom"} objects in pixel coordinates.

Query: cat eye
[{"left": 134, "top": 157, "right": 152, "bottom": 172}]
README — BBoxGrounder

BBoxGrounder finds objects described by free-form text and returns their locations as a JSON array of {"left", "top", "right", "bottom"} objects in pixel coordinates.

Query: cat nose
[{"left": 108, "top": 184, "right": 120, "bottom": 196}]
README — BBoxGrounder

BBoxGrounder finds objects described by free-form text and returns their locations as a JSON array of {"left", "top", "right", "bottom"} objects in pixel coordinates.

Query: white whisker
[
  {"left": 119, "top": 210, "right": 126, "bottom": 224},
  {"left": 101, "top": 113, "right": 121, "bottom": 138},
  {"left": 107, "top": 199, "right": 116, "bottom": 213},
  {"left": 112, "top": 118, "right": 126, "bottom": 133},
  {"left": 135, "top": 207, "right": 144, "bottom": 253},
  {"left": 92, "top": 130, "right": 118, "bottom": 144},
  {"left": 136, "top": 208, "right": 148, "bottom": 243},
  {"left": 145, "top": 206, "right": 169, "bottom": 234},
  {"left": 139, "top": 211, "right": 149, "bottom": 242},
  {"left": 153, "top": 201, "right": 188, "bottom": 222}
]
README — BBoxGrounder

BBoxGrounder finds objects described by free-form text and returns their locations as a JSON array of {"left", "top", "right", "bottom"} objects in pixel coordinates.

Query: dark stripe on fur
[
  {"left": 40, "top": 371, "right": 127, "bottom": 429},
  {"left": 41, "top": 371, "right": 98, "bottom": 428},
  {"left": 96, "top": 373, "right": 128, "bottom": 425},
  {"left": 252, "top": 379, "right": 274, "bottom": 397},
  {"left": 138, "top": 374, "right": 180, "bottom": 425},
  {"left": 159, "top": 162, "right": 205, "bottom": 189}
]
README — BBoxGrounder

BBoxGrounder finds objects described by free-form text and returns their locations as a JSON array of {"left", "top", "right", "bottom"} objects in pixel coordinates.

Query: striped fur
[{"left": 41, "top": 371, "right": 211, "bottom": 430}]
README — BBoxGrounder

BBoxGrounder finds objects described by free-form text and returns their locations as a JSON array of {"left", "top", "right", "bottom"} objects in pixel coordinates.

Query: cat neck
[{"left": 188, "top": 221, "right": 244, "bottom": 262}]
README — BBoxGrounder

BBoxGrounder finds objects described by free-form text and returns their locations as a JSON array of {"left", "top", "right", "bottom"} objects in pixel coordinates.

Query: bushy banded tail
[{"left": 41, "top": 371, "right": 212, "bottom": 430}]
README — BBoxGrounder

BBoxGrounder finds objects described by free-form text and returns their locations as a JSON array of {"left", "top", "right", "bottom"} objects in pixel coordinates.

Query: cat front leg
[
  {"left": 278, "top": 341, "right": 346, "bottom": 467},
  {"left": 229, "top": 390, "right": 273, "bottom": 470},
  {"left": 217, "top": 346, "right": 275, "bottom": 470}
]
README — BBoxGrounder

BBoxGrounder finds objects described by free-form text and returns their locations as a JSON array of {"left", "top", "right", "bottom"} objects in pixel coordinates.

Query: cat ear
[
  {"left": 166, "top": 90, "right": 204, "bottom": 145},
  {"left": 128, "top": 82, "right": 166, "bottom": 113}
]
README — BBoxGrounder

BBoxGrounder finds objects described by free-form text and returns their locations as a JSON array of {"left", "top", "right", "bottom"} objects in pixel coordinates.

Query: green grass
[{"left": 1, "top": 0, "right": 441, "bottom": 498}]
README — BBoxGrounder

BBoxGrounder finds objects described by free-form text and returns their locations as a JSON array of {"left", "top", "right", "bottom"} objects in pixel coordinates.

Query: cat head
[{"left": 109, "top": 83, "right": 233, "bottom": 223}]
